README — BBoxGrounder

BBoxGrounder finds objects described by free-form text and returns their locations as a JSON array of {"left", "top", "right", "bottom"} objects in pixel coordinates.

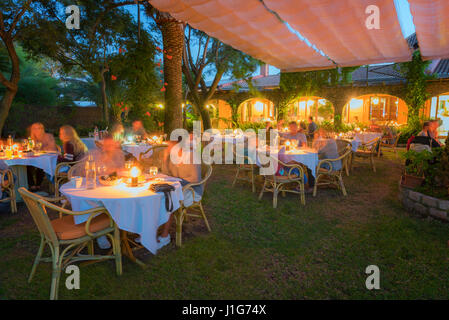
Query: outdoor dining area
[
  {"left": 2, "top": 0, "right": 449, "bottom": 304},
  {"left": 0, "top": 117, "right": 400, "bottom": 299}
]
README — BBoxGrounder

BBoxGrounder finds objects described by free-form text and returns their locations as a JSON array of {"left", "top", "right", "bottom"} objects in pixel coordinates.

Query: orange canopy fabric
[
  {"left": 409, "top": 0, "right": 449, "bottom": 60},
  {"left": 264, "top": 0, "right": 411, "bottom": 68},
  {"left": 149, "top": 0, "right": 334, "bottom": 71}
]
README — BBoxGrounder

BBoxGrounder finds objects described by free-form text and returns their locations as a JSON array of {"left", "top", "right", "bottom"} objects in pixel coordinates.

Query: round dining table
[
  {"left": 60, "top": 174, "right": 184, "bottom": 257},
  {"left": 2, "top": 152, "right": 59, "bottom": 201},
  {"left": 81, "top": 138, "right": 157, "bottom": 160},
  {"left": 251, "top": 146, "right": 319, "bottom": 177}
]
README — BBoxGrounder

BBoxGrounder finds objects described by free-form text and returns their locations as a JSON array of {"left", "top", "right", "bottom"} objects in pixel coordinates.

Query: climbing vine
[
  {"left": 396, "top": 50, "right": 434, "bottom": 119},
  {"left": 277, "top": 67, "right": 355, "bottom": 121}
]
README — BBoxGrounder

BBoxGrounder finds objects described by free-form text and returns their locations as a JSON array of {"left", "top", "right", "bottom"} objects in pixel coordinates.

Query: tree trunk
[
  {"left": 0, "top": 88, "right": 18, "bottom": 135},
  {"left": 0, "top": 36, "right": 20, "bottom": 134},
  {"left": 159, "top": 18, "right": 184, "bottom": 135},
  {"left": 100, "top": 68, "right": 109, "bottom": 124},
  {"left": 198, "top": 102, "right": 212, "bottom": 131}
]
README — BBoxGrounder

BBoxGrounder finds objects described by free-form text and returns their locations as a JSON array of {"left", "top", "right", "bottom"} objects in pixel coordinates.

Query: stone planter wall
[{"left": 399, "top": 183, "right": 449, "bottom": 222}]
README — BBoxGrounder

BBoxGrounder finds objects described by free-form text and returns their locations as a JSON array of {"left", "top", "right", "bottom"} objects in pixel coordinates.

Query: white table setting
[
  {"left": 60, "top": 173, "right": 183, "bottom": 255},
  {"left": 1, "top": 152, "right": 59, "bottom": 200},
  {"left": 250, "top": 145, "right": 319, "bottom": 177}
]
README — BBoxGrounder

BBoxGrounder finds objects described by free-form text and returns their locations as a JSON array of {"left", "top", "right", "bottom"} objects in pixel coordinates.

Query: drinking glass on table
[
  {"left": 97, "top": 165, "right": 107, "bottom": 176},
  {"left": 149, "top": 166, "right": 158, "bottom": 178},
  {"left": 34, "top": 142, "right": 42, "bottom": 154}
]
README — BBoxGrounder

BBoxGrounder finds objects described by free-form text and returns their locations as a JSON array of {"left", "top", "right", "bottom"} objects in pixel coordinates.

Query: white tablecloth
[
  {"left": 82, "top": 139, "right": 154, "bottom": 159},
  {"left": 81, "top": 138, "right": 97, "bottom": 150},
  {"left": 122, "top": 144, "right": 153, "bottom": 159},
  {"left": 354, "top": 132, "right": 383, "bottom": 144},
  {"left": 60, "top": 175, "right": 183, "bottom": 254},
  {"left": 253, "top": 147, "right": 319, "bottom": 177},
  {"left": 3, "top": 154, "right": 58, "bottom": 178}
]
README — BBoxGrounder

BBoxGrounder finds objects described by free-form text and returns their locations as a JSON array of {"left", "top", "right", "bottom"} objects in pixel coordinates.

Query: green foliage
[
  {"left": 401, "top": 149, "right": 434, "bottom": 176},
  {"left": 317, "top": 101, "right": 334, "bottom": 120},
  {"left": 19, "top": 0, "right": 160, "bottom": 123},
  {"left": 0, "top": 46, "right": 61, "bottom": 106},
  {"left": 396, "top": 51, "right": 434, "bottom": 119},
  {"left": 278, "top": 67, "right": 356, "bottom": 120},
  {"left": 436, "top": 136, "right": 449, "bottom": 188},
  {"left": 397, "top": 115, "right": 426, "bottom": 144},
  {"left": 237, "top": 121, "right": 266, "bottom": 131}
]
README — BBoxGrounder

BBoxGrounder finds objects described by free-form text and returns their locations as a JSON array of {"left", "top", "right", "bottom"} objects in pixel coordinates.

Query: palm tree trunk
[
  {"left": 100, "top": 66, "right": 109, "bottom": 124},
  {"left": 159, "top": 17, "right": 184, "bottom": 135}
]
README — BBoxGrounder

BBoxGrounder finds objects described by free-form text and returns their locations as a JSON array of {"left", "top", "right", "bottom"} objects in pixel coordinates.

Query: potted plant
[{"left": 401, "top": 150, "right": 433, "bottom": 189}]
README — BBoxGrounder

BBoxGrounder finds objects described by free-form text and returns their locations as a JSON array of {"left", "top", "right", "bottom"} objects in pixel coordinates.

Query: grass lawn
[{"left": 0, "top": 150, "right": 448, "bottom": 299}]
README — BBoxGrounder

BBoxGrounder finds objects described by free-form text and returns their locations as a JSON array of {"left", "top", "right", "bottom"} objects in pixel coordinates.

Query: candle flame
[{"left": 131, "top": 166, "right": 140, "bottom": 178}]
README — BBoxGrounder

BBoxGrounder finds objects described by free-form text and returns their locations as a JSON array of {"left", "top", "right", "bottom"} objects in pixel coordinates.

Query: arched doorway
[
  {"left": 207, "top": 99, "right": 233, "bottom": 128},
  {"left": 342, "top": 94, "right": 408, "bottom": 124},
  {"left": 238, "top": 98, "right": 275, "bottom": 123},
  {"left": 424, "top": 93, "right": 449, "bottom": 136},
  {"left": 287, "top": 96, "right": 334, "bottom": 122}
]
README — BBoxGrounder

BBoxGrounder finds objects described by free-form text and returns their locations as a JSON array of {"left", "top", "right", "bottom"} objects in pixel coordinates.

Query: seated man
[
  {"left": 279, "top": 121, "right": 307, "bottom": 147},
  {"left": 157, "top": 137, "right": 202, "bottom": 249},
  {"left": 90, "top": 134, "right": 125, "bottom": 175}
]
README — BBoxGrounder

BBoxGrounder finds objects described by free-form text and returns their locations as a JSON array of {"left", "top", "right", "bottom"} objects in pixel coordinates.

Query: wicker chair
[
  {"left": 0, "top": 169, "right": 17, "bottom": 213},
  {"left": 336, "top": 139, "right": 352, "bottom": 176},
  {"left": 258, "top": 155, "right": 306, "bottom": 209},
  {"left": 378, "top": 132, "right": 402, "bottom": 157},
  {"left": 138, "top": 144, "right": 168, "bottom": 165},
  {"left": 313, "top": 145, "right": 352, "bottom": 197},
  {"left": 54, "top": 159, "right": 84, "bottom": 197},
  {"left": 232, "top": 148, "right": 257, "bottom": 193},
  {"left": 67, "top": 161, "right": 88, "bottom": 180},
  {"left": 174, "top": 164, "right": 213, "bottom": 247},
  {"left": 19, "top": 187, "right": 122, "bottom": 300},
  {"left": 351, "top": 137, "right": 381, "bottom": 172},
  {"left": 94, "top": 140, "right": 103, "bottom": 149}
]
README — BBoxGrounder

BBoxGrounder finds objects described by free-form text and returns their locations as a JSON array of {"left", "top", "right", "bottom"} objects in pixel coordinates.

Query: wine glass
[
  {"left": 35, "top": 142, "right": 42, "bottom": 154},
  {"left": 97, "top": 165, "right": 107, "bottom": 177},
  {"left": 149, "top": 166, "right": 158, "bottom": 178}
]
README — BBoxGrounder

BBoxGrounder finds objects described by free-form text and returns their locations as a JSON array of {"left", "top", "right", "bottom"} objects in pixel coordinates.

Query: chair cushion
[
  {"left": 51, "top": 214, "right": 111, "bottom": 240},
  {"left": 183, "top": 189, "right": 203, "bottom": 207}
]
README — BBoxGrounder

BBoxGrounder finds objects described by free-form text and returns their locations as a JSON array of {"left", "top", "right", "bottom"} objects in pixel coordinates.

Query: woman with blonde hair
[
  {"left": 58, "top": 125, "right": 88, "bottom": 162},
  {"left": 30, "top": 122, "right": 58, "bottom": 152},
  {"left": 27, "top": 122, "right": 58, "bottom": 191}
]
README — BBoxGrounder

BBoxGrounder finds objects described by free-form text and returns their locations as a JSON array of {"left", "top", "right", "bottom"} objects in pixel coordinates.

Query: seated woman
[
  {"left": 312, "top": 128, "right": 342, "bottom": 171},
  {"left": 27, "top": 122, "right": 58, "bottom": 191},
  {"left": 157, "top": 138, "right": 202, "bottom": 249},
  {"left": 58, "top": 125, "right": 88, "bottom": 163}
]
